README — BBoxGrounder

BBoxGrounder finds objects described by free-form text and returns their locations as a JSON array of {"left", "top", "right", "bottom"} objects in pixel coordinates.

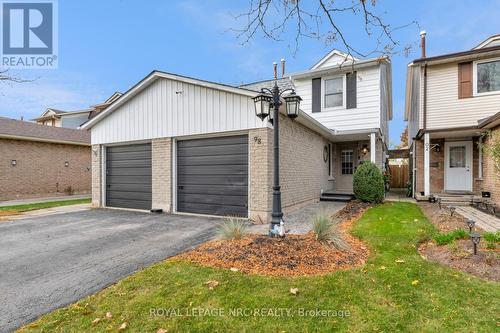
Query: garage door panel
[
  {"left": 177, "top": 164, "right": 247, "bottom": 176},
  {"left": 106, "top": 198, "right": 152, "bottom": 210},
  {"left": 179, "top": 184, "right": 247, "bottom": 196},
  {"left": 178, "top": 175, "right": 247, "bottom": 186},
  {"left": 177, "top": 202, "right": 247, "bottom": 217},
  {"left": 177, "top": 154, "right": 247, "bottom": 166},
  {"left": 106, "top": 143, "right": 152, "bottom": 210},
  {"left": 177, "top": 135, "right": 248, "bottom": 217},
  {"left": 106, "top": 150, "right": 151, "bottom": 161},
  {"left": 177, "top": 144, "right": 247, "bottom": 157},
  {"left": 107, "top": 167, "right": 152, "bottom": 177}
]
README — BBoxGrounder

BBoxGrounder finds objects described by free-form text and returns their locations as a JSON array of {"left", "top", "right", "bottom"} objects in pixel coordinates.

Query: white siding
[
  {"left": 407, "top": 66, "right": 421, "bottom": 147},
  {"left": 424, "top": 62, "right": 500, "bottom": 129},
  {"left": 292, "top": 65, "right": 381, "bottom": 131},
  {"left": 315, "top": 54, "right": 349, "bottom": 69},
  {"left": 91, "top": 78, "right": 266, "bottom": 144},
  {"left": 379, "top": 63, "right": 390, "bottom": 141}
]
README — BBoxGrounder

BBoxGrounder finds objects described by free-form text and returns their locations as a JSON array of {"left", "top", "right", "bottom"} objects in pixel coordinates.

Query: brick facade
[
  {"left": 482, "top": 126, "right": 500, "bottom": 206},
  {"left": 0, "top": 138, "right": 91, "bottom": 200},
  {"left": 152, "top": 138, "right": 172, "bottom": 212},
  {"left": 91, "top": 144, "right": 102, "bottom": 207}
]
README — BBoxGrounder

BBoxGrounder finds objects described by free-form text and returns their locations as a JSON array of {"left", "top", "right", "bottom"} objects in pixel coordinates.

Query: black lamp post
[
  {"left": 470, "top": 232, "right": 481, "bottom": 255},
  {"left": 466, "top": 219, "right": 475, "bottom": 233},
  {"left": 252, "top": 63, "right": 302, "bottom": 237}
]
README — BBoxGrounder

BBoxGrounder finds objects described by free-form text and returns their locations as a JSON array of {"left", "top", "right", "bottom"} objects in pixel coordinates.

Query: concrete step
[{"left": 320, "top": 193, "right": 354, "bottom": 202}]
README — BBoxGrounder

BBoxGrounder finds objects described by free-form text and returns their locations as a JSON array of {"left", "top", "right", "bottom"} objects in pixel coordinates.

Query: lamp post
[{"left": 253, "top": 62, "right": 302, "bottom": 237}]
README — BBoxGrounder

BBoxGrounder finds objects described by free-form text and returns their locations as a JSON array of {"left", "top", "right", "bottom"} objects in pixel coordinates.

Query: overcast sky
[{"left": 1, "top": 0, "right": 500, "bottom": 145}]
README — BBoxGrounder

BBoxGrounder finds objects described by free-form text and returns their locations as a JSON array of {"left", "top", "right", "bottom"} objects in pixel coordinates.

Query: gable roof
[
  {"left": 473, "top": 34, "right": 500, "bottom": 50},
  {"left": 239, "top": 77, "right": 295, "bottom": 92},
  {"left": 81, "top": 70, "right": 258, "bottom": 130},
  {"left": 310, "top": 49, "right": 358, "bottom": 70},
  {"left": 0, "top": 117, "right": 90, "bottom": 145}
]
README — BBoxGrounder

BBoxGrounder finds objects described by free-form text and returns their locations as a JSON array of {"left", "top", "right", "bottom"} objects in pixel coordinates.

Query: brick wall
[
  {"left": 482, "top": 126, "right": 500, "bottom": 206},
  {"left": 248, "top": 128, "right": 273, "bottom": 223},
  {"left": 152, "top": 138, "right": 172, "bottom": 212},
  {"left": 279, "top": 115, "right": 333, "bottom": 210},
  {"left": 91, "top": 144, "right": 101, "bottom": 207},
  {"left": 0, "top": 138, "right": 91, "bottom": 200}
]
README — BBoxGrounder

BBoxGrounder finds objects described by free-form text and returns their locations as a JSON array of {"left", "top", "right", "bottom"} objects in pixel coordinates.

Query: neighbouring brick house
[
  {"left": 82, "top": 50, "right": 392, "bottom": 223},
  {"left": 0, "top": 117, "right": 91, "bottom": 200},
  {"left": 405, "top": 33, "right": 500, "bottom": 205}
]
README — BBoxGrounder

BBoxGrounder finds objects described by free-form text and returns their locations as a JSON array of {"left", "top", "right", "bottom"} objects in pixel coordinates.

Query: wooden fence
[{"left": 389, "top": 164, "right": 409, "bottom": 189}]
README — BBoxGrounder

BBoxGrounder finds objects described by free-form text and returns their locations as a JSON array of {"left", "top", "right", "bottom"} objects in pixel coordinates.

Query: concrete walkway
[
  {"left": 0, "top": 194, "right": 90, "bottom": 207},
  {"left": 455, "top": 206, "right": 500, "bottom": 232},
  {"left": 385, "top": 188, "right": 414, "bottom": 202}
]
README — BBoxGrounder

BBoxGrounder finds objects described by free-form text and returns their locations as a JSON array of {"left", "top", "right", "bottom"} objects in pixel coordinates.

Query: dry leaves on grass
[{"left": 205, "top": 280, "right": 219, "bottom": 290}]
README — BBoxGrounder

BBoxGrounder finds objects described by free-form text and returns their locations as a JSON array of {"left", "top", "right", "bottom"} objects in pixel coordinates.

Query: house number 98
[{"left": 254, "top": 136, "right": 261, "bottom": 144}]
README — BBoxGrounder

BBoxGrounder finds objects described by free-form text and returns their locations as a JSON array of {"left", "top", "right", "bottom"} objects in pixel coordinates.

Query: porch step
[
  {"left": 434, "top": 194, "right": 484, "bottom": 206},
  {"left": 320, "top": 192, "right": 355, "bottom": 202}
]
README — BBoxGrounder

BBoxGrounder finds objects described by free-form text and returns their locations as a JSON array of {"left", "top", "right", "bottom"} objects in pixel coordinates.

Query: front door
[{"left": 444, "top": 141, "right": 473, "bottom": 192}]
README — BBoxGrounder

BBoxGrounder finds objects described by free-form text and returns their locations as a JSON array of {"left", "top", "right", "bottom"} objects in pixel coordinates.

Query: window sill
[{"left": 328, "top": 177, "right": 335, "bottom": 181}]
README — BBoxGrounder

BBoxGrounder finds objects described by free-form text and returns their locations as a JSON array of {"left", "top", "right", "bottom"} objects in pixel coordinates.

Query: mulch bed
[
  {"left": 177, "top": 200, "right": 371, "bottom": 277},
  {"left": 418, "top": 202, "right": 499, "bottom": 281},
  {"left": 418, "top": 202, "right": 472, "bottom": 233},
  {"left": 419, "top": 240, "right": 500, "bottom": 282}
]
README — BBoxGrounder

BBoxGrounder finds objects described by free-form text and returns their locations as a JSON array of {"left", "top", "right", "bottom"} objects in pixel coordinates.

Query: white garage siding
[{"left": 91, "top": 77, "right": 266, "bottom": 145}]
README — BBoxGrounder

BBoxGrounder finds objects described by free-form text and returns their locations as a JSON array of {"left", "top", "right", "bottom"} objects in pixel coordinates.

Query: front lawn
[
  {"left": 0, "top": 198, "right": 91, "bottom": 214},
  {"left": 19, "top": 202, "right": 500, "bottom": 332}
]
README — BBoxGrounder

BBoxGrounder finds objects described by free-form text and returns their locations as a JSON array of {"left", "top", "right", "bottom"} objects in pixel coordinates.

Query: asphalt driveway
[{"left": 0, "top": 209, "right": 219, "bottom": 332}]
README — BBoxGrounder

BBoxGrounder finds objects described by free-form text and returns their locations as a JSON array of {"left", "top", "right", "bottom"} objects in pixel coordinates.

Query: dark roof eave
[{"left": 413, "top": 45, "right": 500, "bottom": 64}]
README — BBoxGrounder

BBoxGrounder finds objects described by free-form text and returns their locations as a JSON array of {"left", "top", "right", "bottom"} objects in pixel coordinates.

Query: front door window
[{"left": 449, "top": 146, "right": 466, "bottom": 168}]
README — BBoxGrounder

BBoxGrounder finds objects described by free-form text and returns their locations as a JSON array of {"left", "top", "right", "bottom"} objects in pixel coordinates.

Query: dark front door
[
  {"left": 177, "top": 135, "right": 248, "bottom": 217},
  {"left": 106, "top": 143, "right": 152, "bottom": 210}
]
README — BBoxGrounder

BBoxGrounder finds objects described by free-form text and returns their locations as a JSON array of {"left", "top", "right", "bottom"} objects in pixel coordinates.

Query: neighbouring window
[
  {"left": 341, "top": 150, "right": 354, "bottom": 175},
  {"left": 477, "top": 60, "right": 500, "bottom": 94},
  {"left": 324, "top": 77, "right": 343, "bottom": 108},
  {"left": 449, "top": 146, "right": 466, "bottom": 168}
]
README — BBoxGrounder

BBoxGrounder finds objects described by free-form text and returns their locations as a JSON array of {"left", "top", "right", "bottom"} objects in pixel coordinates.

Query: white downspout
[{"left": 424, "top": 133, "right": 430, "bottom": 197}]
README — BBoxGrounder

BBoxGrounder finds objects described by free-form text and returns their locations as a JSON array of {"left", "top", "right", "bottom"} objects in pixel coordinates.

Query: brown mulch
[
  {"left": 419, "top": 240, "right": 500, "bottom": 282},
  {"left": 418, "top": 202, "right": 474, "bottom": 233},
  {"left": 177, "top": 200, "right": 371, "bottom": 277},
  {"left": 418, "top": 202, "right": 499, "bottom": 281}
]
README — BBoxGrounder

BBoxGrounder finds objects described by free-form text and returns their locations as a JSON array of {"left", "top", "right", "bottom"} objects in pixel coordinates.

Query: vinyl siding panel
[
  {"left": 425, "top": 62, "right": 500, "bottom": 129},
  {"left": 379, "top": 63, "right": 390, "bottom": 140},
  {"left": 292, "top": 65, "right": 381, "bottom": 131},
  {"left": 91, "top": 78, "right": 265, "bottom": 144}
]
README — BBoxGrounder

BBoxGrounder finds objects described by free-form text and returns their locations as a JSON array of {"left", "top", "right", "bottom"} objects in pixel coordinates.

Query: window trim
[
  {"left": 473, "top": 56, "right": 500, "bottom": 97},
  {"left": 341, "top": 149, "right": 354, "bottom": 175},
  {"left": 322, "top": 74, "right": 346, "bottom": 110}
]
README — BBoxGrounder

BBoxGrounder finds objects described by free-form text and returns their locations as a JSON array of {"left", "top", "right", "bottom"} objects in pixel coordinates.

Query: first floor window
[
  {"left": 341, "top": 150, "right": 354, "bottom": 175},
  {"left": 477, "top": 59, "right": 500, "bottom": 93},
  {"left": 324, "top": 77, "right": 343, "bottom": 108}
]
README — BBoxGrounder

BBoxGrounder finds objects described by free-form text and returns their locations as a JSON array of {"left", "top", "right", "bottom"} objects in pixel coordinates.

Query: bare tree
[
  {"left": 233, "top": 0, "right": 419, "bottom": 58},
  {"left": 0, "top": 69, "right": 30, "bottom": 83}
]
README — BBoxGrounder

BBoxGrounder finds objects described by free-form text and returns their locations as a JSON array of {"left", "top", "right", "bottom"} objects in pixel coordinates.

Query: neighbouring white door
[{"left": 444, "top": 141, "right": 473, "bottom": 192}]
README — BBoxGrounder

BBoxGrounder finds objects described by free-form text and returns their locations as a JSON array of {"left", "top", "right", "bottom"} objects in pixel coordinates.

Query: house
[
  {"left": 405, "top": 32, "right": 500, "bottom": 205},
  {"left": 32, "top": 92, "right": 123, "bottom": 129},
  {"left": 0, "top": 117, "right": 91, "bottom": 200},
  {"left": 81, "top": 50, "right": 392, "bottom": 222}
]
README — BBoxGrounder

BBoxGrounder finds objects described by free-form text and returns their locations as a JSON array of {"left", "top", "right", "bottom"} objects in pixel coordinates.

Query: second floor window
[
  {"left": 476, "top": 59, "right": 500, "bottom": 94},
  {"left": 324, "top": 77, "right": 343, "bottom": 108}
]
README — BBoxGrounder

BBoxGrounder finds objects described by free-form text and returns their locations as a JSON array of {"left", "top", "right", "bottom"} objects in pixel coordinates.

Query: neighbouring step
[{"left": 320, "top": 192, "right": 355, "bottom": 202}]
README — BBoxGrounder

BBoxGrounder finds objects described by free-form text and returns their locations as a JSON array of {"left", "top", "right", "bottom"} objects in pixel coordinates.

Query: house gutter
[{"left": 0, "top": 134, "right": 90, "bottom": 146}]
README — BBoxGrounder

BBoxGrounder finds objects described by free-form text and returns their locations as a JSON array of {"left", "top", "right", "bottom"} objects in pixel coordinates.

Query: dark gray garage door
[
  {"left": 106, "top": 143, "right": 152, "bottom": 210},
  {"left": 177, "top": 135, "right": 248, "bottom": 217}
]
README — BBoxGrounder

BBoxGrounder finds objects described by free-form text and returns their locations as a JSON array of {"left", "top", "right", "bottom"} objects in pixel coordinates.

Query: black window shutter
[
  {"left": 346, "top": 72, "right": 357, "bottom": 109},
  {"left": 312, "top": 78, "right": 321, "bottom": 113}
]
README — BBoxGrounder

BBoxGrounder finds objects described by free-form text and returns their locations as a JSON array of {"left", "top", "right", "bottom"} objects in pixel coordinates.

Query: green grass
[
  {"left": 433, "top": 228, "right": 468, "bottom": 245},
  {"left": 0, "top": 198, "right": 91, "bottom": 213},
  {"left": 18, "top": 202, "right": 500, "bottom": 332}
]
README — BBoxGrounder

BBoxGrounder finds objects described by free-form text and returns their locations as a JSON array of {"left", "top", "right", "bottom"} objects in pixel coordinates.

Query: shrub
[
  {"left": 433, "top": 229, "right": 468, "bottom": 246},
  {"left": 311, "top": 214, "right": 349, "bottom": 251},
  {"left": 483, "top": 231, "right": 500, "bottom": 243},
  {"left": 353, "top": 162, "right": 385, "bottom": 203},
  {"left": 217, "top": 217, "right": 249, "bottom": 240}
]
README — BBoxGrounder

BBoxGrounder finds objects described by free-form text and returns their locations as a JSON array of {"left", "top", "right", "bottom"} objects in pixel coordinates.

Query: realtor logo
[{"left": 1, "top": 0, "right": 58, "bottom": 68}]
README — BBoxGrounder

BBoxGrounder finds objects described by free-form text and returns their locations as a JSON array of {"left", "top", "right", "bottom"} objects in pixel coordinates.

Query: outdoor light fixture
[
  {"left": 253, "top": 92, "right": 272, "bottom": 121},
  {"left": 361, "top": 145, "right": 369, "bottom": 155},
  {"left": 252, "top": 61, "right": 302, "bottom": 238},
  {"left": 11, "top": 160, "right": 17, "bottom": 166},
  {"left": 283, "top": 91, "right": 302, "bottom": 119},
  {"left": 470, "top": 232, "right": 481, "bottom": 255},
  {"left": 466, "top": 219, "right": 475, "bottom": 233},
  {"left": 64, "top": 161, "right": 69, "bottom": 167}
]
